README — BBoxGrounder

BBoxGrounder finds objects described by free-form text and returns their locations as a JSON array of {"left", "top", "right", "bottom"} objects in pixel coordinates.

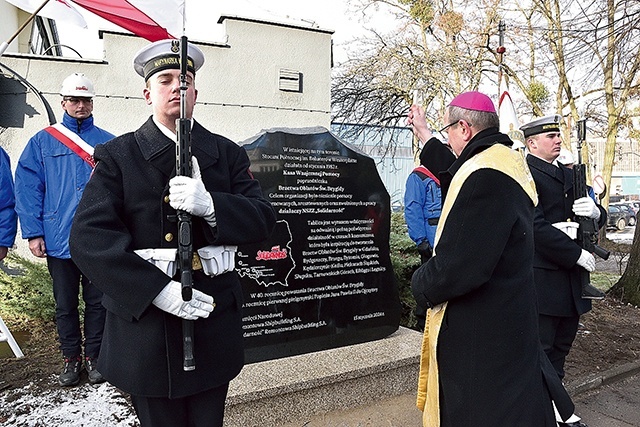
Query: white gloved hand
[
  {"left": 576, "top": 249, "right": 596, "bottom": 272},
  {"left": 169, "top": 157, "right": 216, "bottom": 225},
  {"left": 552, "top": 221, "right": 579, "bottom": 240},
  {"left": 572, "top": 196, "right": 600, "bottom": 220},
  {"left": 152, "top": 280, "right": 215, "bottom": 320}
]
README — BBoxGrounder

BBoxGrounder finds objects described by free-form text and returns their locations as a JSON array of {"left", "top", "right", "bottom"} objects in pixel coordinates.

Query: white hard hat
[{"left": 60, "top": 73, "right": 95, "bottom": 97}]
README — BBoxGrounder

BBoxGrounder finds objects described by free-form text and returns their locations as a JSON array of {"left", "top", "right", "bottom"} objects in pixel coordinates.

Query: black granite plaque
[{"left": 239, "top": 127, "right": 401, "bottom": 363}]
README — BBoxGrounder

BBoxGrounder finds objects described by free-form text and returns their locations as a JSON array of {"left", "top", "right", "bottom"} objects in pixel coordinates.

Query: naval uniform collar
[
  {"left": 135, "top": 117, "right": 219, "bottom": 177},
  {"left": 527, "top": 152, "right": 560, "bottom": 167},
  {"left": 152, "top": 116, "right": 195, "bottom": 142},
  {"left": 526, "top": 152, "right": 567, "bottom": 182}
]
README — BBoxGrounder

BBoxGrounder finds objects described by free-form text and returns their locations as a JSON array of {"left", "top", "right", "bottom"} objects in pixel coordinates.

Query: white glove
[
  {"left": 169, "top": 157, "right": 216, "bottom": 226},
  {"left": 197, "top": 245, "right": 237, "bottom": 276},
  {"left": 572, "top": 196, "right": 600, "bottom": 220},
  {"left": 152, "top": 280, "right": 215, "bottom": 320},
  {"left": 576, "top": 249, "right": 596, "bottom": 272},
  {"left": 552, "top": 221, "right": 579, "bottom": 240}
]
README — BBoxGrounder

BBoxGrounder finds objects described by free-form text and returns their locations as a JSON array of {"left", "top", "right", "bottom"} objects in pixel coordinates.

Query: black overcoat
[
  {"left": 526, "top": 154, "right": 606, "bottom": 317},
  {"left": 412, "top": 129, "right": 557, "bottom": 426},
  {"left": 70, "top": 118, "right": 276, "bottom": 398}
]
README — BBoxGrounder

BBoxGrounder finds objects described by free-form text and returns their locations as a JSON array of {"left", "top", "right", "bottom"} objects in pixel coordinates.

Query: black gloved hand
[{"left": 417, "top": 240, "right": 433, "bottom": 262}]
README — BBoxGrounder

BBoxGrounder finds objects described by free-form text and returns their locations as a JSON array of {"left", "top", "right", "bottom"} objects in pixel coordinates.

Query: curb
[{"left": 566, "top": 360, "right": 640, "bottom": 396}]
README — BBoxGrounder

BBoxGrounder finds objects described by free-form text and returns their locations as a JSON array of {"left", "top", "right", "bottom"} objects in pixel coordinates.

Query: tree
[
  {"left": 332, "top": 0, "right": 640, "bottom": 304},
  {"left": 559, "top": 0, "right": 640, "bottom": 305},
  {"left": 332, "top": 0, "right": 503, "bottom": 162},
  {"left": 508, "top": 0, "right": 640, "bottom": 201},
  {"left": 490, "top": 0, "right": 640, "bottom": 304}
]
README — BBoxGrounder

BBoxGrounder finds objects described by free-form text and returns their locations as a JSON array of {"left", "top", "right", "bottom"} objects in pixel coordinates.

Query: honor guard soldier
[
  {"left": 522, "top": 114, "right": 606, "bottom": 427},
  {"left": 69, "top": 39, "right": 276, "bottom": 427}
]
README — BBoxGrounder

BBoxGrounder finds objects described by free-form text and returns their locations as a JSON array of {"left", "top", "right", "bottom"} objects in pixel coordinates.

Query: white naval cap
[
  {"left": 133, "top": 39, "right": 205, "bottom": 81},
  {"left": 520, "top": 114, "right": 562, "bottom": 138}
]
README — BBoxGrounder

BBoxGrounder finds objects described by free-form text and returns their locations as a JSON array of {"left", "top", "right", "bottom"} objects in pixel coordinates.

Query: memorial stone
[{"left": 239, "top": 127, "right": 401, "bottom": 363}]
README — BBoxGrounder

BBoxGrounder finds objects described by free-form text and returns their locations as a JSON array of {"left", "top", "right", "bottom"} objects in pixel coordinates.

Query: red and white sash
[{"left": 44, "top": 123, "right": 96, "bottom": 168}]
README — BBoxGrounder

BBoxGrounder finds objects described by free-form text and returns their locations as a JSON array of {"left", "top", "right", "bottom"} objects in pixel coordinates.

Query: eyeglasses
[
  {"left": 438, "top": 121, "right": 459, "bottom": 135},
  {"left": 63, "top": 97, "right": 93, "bottom": 105},
  {"left": 438, "top": 120, "right": 472, "bottom": 136}
]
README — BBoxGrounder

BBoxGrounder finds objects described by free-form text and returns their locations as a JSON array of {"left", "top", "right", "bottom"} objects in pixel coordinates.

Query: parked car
[
  {"left": 611, "top": 202, "right": 637, "bottom": 226},
  {"left": 608, "top": 205, "right": 630, "bottom": 231}
]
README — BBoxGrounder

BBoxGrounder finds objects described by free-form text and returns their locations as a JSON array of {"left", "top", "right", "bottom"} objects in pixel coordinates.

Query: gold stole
[{"left": 415, "top": 144, "right": 538, "bottom": 426}]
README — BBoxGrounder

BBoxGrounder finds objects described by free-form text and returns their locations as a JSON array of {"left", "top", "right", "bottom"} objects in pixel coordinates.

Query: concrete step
[{"left": 225, "top": 327, "right": 423, "bottom": 427}]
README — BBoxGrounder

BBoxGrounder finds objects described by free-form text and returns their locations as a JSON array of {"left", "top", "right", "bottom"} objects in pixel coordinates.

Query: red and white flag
[
  {"left": 498, "top": 91, "right": 525, "bottom": 150},
  {"left": 5, "top": 0, "right": 88, "bottom": 28},
  {"left": 70, "top": 0, "right": 184, "bottom": 41}
]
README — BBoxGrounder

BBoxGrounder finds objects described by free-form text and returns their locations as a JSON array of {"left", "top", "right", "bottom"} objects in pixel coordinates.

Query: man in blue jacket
[
  {"left": 0, "top": 146, "right": 17, "bottom": 262},
  {"left": 404, "top": 130, "right": 456, "bottom": 331},
  {"left": 15, "top": 73, "right": 115, "bottom": 387},
  {"left": 404, "top": 138, "right": 456, "bottom": 264}
]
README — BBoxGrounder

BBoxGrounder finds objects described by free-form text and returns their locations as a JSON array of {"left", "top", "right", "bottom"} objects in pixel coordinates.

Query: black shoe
[
  {"left": 59, "top": 356, "right": 82, "bottom": 387},
  {"left": 582, "top": 282, "right": 605, "bottom": 299},
  {"left": 558, "top": 421, "right": 589, "bottom": 427},
  {"left": 84, "top": 356, "right": 105, "bottom": 384}
]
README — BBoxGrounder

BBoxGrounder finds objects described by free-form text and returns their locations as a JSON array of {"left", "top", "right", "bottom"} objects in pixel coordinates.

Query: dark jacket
[
  {"left": 70, "top": 118, "right": 276, "bottom": 398},
  {"left": 526, "top": 154, "right": 606, "bottom": 317},
  {"left": 412, "top": 129, "right": 557, "bottom": 426}
]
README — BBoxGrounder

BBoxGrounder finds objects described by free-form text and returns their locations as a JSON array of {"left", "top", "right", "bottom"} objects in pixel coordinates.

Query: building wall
[
  {"left": 0, "top": 4, "right": 32, "bottom": 54},
  {"left": 592, "top": 136, "right": 640, "bottom": 199},
  {"left": 1, "top": 16, "right": 332, "bottom": 145},
  {"left": 213, "top": 18, "right": 332, "bottom": 139},
  {"left": 0, "top": 16, "right": 333, "bottom": 257}
]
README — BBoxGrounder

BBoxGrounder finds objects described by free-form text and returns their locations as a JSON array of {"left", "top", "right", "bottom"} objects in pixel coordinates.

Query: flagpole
[
  {"left": 412, "top": 89, "right": 421, "bottom": 166},
  {"left": 0, "top": 0, "right": 52, "bottom": 57}
]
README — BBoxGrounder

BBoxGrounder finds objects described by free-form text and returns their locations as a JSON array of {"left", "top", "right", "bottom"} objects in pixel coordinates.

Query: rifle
[
  {"left": 573, "top": 119, "right": 609, "bottom": 299},
  {"left": 175, "top": 36, "right": 195, "bottom": 371}
]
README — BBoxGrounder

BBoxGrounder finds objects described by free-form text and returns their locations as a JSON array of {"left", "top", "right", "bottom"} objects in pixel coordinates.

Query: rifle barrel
[{"left": 176, "top": 35, "right": 195, "bottom": 371}]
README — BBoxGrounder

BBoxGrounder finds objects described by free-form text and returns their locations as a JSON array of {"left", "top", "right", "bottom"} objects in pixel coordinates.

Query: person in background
[
  {"left": 410, "top": 91, "right": 560, "bottom": 426},
  {"left": 521, "top": 114, "right": 607, "bottom": 427},
  {"left": 0, "top": 146, "right": 17, "bottom": 262},
  {"left": 69, "top": 39, "right": 275, "bottom": 427},
  {"left": 404, "top": 139, "right": 456, "bottom": 264},
  {"left": 14, "top": 73, "right": 114, "bottom": 387},
  {"left": 403, "top": 120, "right": 456, "bottom": 331}
]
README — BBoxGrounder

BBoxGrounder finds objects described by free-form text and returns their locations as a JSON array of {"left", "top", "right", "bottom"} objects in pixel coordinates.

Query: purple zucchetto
[{"left": 449, "top": 91, "right": 496, "bottom": 113}]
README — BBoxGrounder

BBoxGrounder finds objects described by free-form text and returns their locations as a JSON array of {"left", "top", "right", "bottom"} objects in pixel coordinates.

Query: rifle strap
[{"left": 44, "top": 124, "right": 96, "bottom": 168}]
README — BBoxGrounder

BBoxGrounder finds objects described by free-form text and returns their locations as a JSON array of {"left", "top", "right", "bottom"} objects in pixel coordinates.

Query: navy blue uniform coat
[
  {"left": 70, "top": 118, "right": 276, "bottom": 398},
  {"left": 526, "top": 154, "right": 606, "bottom": 317}
]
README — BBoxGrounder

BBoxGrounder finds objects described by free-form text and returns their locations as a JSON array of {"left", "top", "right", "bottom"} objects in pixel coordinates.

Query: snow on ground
[
  {"left": 606, "top": 226, "right": 635, "bottom": 245},
  {"left": 0, "top": 379, "right": 138, "bottom": 426}
]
